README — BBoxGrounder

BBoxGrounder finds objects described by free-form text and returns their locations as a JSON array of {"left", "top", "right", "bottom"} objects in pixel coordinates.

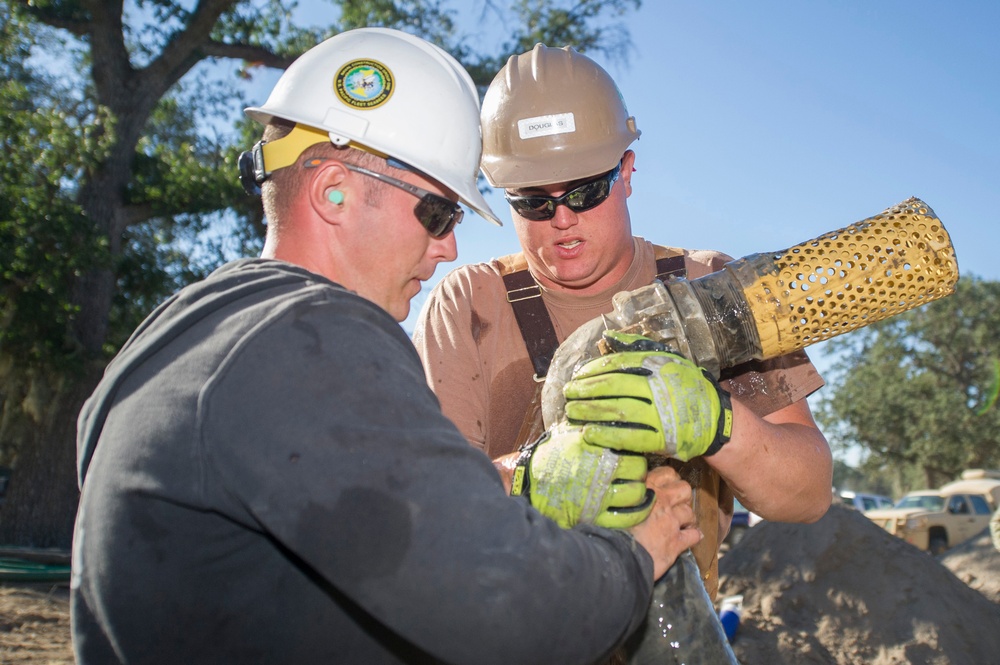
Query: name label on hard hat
[
  {"left": 335, "top": 59, "right": 395, "bottom": 110},
  {"left": 517, "top": 113, "right": 575, "bottom": 140}
]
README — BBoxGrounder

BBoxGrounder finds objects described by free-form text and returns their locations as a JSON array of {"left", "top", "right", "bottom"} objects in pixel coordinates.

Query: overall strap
[
  {"left": 496, "top": 253, "right": 559, "bottom": 380},
  {"left": 498, "top": 246, "right": 688, "bottom": 449},
  {"left": 497, "top": 246, "right": 689, "bottom": 382},
  {"left": 653, "top": 245, "right": 687, "bottom": 282}
]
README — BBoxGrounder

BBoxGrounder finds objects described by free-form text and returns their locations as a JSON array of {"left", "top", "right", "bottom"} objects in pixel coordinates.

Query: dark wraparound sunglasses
[
  {"left": 304, "top": 158, "right": 463, "bottom": 238},
  {"left": 504, "top": 162, "right": 622, "bottom": 221}
]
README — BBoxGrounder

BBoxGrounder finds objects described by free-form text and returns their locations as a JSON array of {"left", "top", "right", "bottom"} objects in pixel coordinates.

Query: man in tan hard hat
[
  {"left": 414, "top": 43, "right": 834, "bottom": 599},
  {"left": 71, "top": 30, "right": 703, "bottom": 664}
]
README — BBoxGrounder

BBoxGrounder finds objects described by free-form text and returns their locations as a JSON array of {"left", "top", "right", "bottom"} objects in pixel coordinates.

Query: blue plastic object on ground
[{"left": 718, "top": 595, "right": 744, "bottom": 643}]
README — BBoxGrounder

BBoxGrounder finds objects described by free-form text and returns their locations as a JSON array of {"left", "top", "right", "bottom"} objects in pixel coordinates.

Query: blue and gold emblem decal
[{"left": 335, "top": 59, "right": 394, "bottom": 109}]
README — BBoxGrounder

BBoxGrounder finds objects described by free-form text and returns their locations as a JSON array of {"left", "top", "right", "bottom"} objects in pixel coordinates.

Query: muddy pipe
[{"left": 543, "top": 197, "right": 959, "bottom": 425}]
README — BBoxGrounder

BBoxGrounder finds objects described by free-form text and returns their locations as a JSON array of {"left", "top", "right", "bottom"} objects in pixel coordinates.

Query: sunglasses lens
[
  {"left": 508, "top": 198, "right": 555, "bottom": 221},
  {"left": 506, "top": 163, "right": 620, "bottom": 221},
  {"left": 565, "top": 179, "right": 611, "bottom": 212},
  {"left": 415, "top": 196, "right": 462, "bottom": 237}
]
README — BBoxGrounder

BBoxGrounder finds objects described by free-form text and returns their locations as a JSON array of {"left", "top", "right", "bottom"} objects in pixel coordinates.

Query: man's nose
[
  {"left": 430, "top": 229, "right": 458, "bottom": 263},
  {"left": 549, "top": 203, "right": 580, "bottom": 230}
]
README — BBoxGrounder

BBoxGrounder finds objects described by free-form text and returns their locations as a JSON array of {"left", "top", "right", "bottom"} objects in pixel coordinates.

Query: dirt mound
[
  {"left": 938, "top": 529, "right": 1000, "bottom": 603},
  {"left": 719, "top": 503, "right": 1000, "bottom": 664}
]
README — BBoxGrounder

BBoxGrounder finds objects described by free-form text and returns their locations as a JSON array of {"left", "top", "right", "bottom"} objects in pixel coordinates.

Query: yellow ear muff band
[{"left": 259, "top": 124, "right": 332, "bottom": 176}]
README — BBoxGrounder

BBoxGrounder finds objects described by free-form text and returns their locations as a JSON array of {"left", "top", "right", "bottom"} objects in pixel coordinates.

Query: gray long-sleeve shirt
[{"left": 72, "top": 258, "right": 653, "bottom": 664}]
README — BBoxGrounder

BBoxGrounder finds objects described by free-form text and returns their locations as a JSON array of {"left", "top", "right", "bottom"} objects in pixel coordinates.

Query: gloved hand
[
  {"left": 509, "top": 424, "right": 655, "bottom": 529},
  {"left": 563, "top": 331, "right": 733, "bottom": 462}
]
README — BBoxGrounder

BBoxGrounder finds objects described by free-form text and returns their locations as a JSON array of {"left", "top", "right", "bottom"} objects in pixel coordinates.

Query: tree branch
[
  {"left": 124, "top": 202, "right": 156, "bottom": 228},
  {"left": 199, "top": 40, "right": 298, "bottom": 70},
  {"left": 15, "top": 0, "right": 90, "bottom": 37},
  {"left": 81, "top": 0, "right": 131, "bottom": 101},
  {"left": 141, "top": 0, "right": 237, "bottom": 100}
]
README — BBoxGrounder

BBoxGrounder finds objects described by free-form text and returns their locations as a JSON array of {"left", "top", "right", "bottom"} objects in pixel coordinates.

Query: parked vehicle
[
  {"left": 725, "top": 499, "right": 760, "bottom": 548},
  {"left": 865, "top": 470, "right": 1000, "bottom": 554},
  {"left": 840, "top": 491, "right": 894, "bottom": 512},
  {"left": 939, "top": 469, "right": 1000, "bottom": 505}
]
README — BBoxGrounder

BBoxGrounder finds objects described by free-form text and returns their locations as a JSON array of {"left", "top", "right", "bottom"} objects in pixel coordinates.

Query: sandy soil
[
  {"left": 2, "top": 503, "right": 998, "bottom": 664},
  {"left": 0, "top": 582, "right": 72, "bottom": 664},
  {"left": 938, "top": 528, "right": 1000, "bottom": 603},
  {"left": 719, "top": 503, "right": 1000, "bottom": 664}
]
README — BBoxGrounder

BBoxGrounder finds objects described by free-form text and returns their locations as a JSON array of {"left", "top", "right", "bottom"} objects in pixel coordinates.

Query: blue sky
[{"left": 394, "top": 1, "right": 999, "bottom": 380}]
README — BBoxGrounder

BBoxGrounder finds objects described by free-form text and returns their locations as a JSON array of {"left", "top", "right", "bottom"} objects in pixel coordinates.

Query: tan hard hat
[{"left": 480, "top": 43, "right": 640, "bottom": 188}]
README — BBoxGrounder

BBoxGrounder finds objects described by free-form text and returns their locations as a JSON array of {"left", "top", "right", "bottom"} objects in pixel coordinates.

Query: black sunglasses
[
  {"left": 504, "top": 162, "right": 622, "bottom": 221},
  {"left": 304, "top": 158, "right": 463, "bottom": 238}
]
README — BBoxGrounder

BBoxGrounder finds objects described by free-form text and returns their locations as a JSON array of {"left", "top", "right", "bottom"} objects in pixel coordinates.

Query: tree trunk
[
  {"left": 0, "top": 359, "right": 103, "bottom": 548},
  {"left": 0, "top": 4, "right": 159, "bottom": 547}
]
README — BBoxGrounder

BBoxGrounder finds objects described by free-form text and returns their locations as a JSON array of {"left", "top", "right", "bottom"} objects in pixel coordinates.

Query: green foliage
[
  {"left": 0, "top": 10, "right": 111, "bottom": 369},
  {"left": 450, "top": 0, "right": 643, "bottom": 88},
  {"left": 210, "top": 0, "right": 327, "bottom": 58},
  {"left": 502, "top": 0, "right": 640, "bottom": 55},
  {"left": 832, "top": 458, "right": 898, "bottom": 499},
  {"left": 816, "top": 275, "right": 1000, "bottom": 489},
  {"left": 338, "top": 0, "right": 456, "bottom": 36}
]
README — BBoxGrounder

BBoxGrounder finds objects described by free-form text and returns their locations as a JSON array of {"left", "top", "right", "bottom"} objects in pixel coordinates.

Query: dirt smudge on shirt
[{"left": 470, "top": 310, "right": 488, "bottom": 344}]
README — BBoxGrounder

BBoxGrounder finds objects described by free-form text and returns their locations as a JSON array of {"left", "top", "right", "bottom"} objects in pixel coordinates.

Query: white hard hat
[{"left": 245, "top": 27, "right": 500, "bottom": 226}]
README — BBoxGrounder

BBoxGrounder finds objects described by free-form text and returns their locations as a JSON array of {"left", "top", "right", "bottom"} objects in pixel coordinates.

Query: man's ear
[
  {"left": 306, "top": 159, "right": 351, "bottom": 224},
  {"left": 621, "top": 150, "right": 636, "bottom": 198}
]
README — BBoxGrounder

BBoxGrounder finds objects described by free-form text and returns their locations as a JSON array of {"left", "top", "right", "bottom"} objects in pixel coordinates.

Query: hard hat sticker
[
  {"left": 517, "top": 113, "right": 576, "bottom": 140},
  {"left": 335, "top": 59, "right": 395, "bottom": 109}
]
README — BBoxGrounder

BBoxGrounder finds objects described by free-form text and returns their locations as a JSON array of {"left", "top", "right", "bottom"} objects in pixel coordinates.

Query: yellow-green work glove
[
  {"left": 509, "top": 425, "right": 655, "bottom": 529},
  {"left": 564, "top": 331, "right": 733, "bottom": 462}
]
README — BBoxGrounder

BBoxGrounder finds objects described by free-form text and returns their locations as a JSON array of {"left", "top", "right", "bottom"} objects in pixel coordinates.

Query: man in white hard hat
[
  {"left": 70, "top": 29, "right": 704, "bottom": 664},
  {"left": 414, "top": 43, "right": 833, "bottom": 601}
]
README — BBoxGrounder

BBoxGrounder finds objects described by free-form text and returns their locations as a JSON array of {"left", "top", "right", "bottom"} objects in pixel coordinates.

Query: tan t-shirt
[{"left": 413, "top": 237, "right": 824, "bottom": 597}]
